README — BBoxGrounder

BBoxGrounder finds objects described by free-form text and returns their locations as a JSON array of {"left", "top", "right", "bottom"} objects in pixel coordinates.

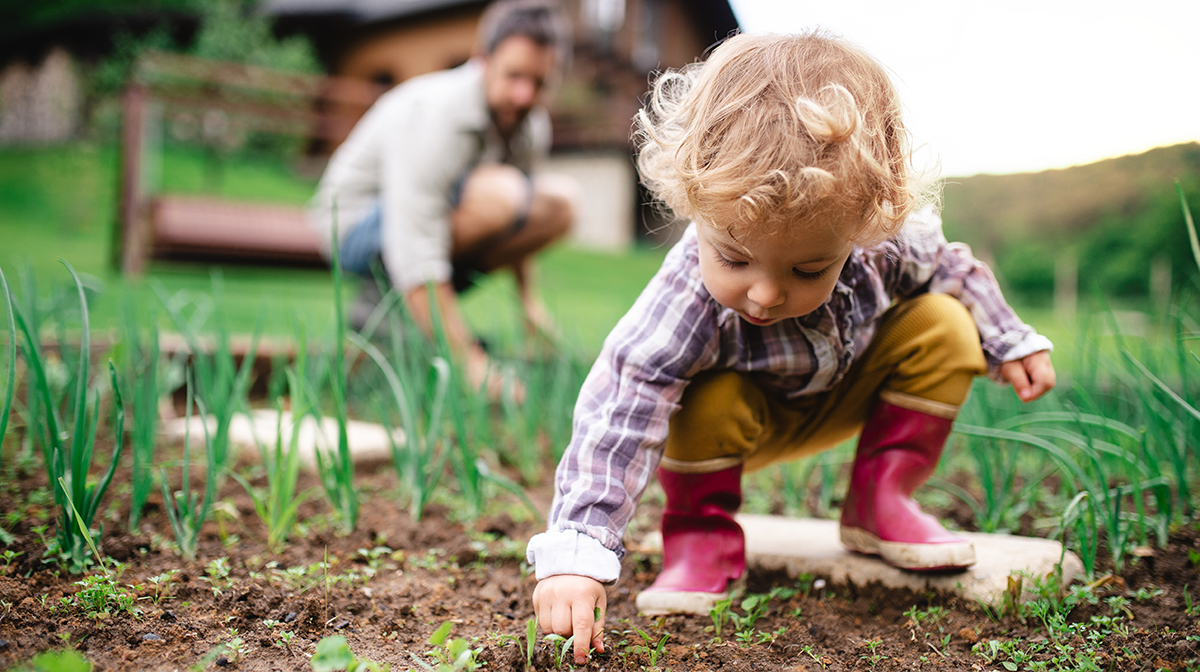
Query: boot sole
[
  {"left": 635, "top": 574, "right": 746, "bottom": 616},
  {"left": 840, "top": 526, "right": 975, "bottom": 570}
]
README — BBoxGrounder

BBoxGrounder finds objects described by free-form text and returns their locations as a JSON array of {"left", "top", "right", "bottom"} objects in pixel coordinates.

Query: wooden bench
[{"left": 117, "top": 52, "right": 384, "bottom": 274}]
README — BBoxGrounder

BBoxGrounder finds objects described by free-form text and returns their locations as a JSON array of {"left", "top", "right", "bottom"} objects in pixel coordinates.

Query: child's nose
[{"left": 748, "top": 278, "right": 785, "bottom": 308}]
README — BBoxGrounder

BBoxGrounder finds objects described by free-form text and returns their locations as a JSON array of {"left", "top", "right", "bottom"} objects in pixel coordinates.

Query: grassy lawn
[
  {"left": 0, "top": 142, "right": 666, "bottom": 355},
  {"left": 1, "top": 142, "right": 1159, "bottom": 364}
]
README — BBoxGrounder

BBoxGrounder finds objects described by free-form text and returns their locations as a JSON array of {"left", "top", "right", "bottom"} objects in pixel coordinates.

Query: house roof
[{"left": 262, "top": 0, "right": 484, "bottom": 24}]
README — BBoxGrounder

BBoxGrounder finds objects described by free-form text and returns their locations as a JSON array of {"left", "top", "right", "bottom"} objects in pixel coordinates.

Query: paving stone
[
  {"left": 633, "top": 514, "right": 1083, "bottom": 606},
  {"left": 160, "top": 411, "right": 402, "bottom": 471}
]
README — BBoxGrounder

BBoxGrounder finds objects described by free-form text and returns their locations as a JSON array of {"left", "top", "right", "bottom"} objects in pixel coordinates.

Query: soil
[{"left": 0, "top": 459, "right": 1198, "bottom": 672}]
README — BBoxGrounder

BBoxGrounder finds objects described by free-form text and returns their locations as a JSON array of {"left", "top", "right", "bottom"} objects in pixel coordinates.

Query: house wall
[
  {"left": 540, "top": 151, "right": 635, "bottom": 251},
  {"left": 0, "top": 47, "right": 82, "bottom": 144},
  {"left": 336, "top": 13, "right": 479, "bottom": 87}
]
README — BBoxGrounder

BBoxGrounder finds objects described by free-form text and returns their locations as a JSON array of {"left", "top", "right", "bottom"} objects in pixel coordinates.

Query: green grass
[{"left": 0, "top": 142, "right": 667, "bottom": 353}]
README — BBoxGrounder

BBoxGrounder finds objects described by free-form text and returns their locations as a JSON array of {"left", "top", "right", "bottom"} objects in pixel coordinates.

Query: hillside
[{"left": 939, "top": 142, "right": 1200, "bottom": 300}]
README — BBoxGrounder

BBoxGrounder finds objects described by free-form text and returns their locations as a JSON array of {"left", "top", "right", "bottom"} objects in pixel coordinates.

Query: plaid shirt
[{"left": 526, "top": 207, "right": 1052, "bottom": 582}]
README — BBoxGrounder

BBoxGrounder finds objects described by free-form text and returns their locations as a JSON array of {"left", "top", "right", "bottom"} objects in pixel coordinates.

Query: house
[{"left": 265, "top": 0, "right": 741, "bottom": 248}]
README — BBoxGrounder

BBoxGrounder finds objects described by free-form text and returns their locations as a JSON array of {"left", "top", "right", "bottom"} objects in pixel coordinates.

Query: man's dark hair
[{"left": 477, "top": 0, "right": 572, "bottom": 65}]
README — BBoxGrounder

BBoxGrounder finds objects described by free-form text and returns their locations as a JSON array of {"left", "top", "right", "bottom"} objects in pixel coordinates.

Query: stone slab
[
  {"left": 160, "top": 410, "right": 402, "bottom": 471},
  {"left": 634, "top": 514, "right": 1083, "bottom": 606}
]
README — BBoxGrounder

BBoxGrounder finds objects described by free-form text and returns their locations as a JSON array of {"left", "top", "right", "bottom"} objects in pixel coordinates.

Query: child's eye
[
  {"left": 713, "top": 250, "right": 746, "bottom": 268},
  {"left": 793, "top": 267, "right": 829, "bottom": 281}
]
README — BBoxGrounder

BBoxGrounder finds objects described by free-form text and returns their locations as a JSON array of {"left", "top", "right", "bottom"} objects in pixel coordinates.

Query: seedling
[
  {"left": 624, "top": 626, "right": 669, "bottom": 667},
  {"left": 525, "top": 617, "right": 536, "bottom": 668},
  {"left": 73, "top": 571, "right": 138, "bottom": 618},
  {"left": 417, "top": 621, "right": 482, "bottom": 671},
  {"left": 859, "top": 638, "right": 887, "bottom": 671},
  {"left": 144, "top": 570, "right": 179, "bottom": 605},
  {"left": 311, "top": 635, "right": 390, "bottom": 671},
  {"left": 708, "top": 597, "right": 732, "bottom": 641},
  {"left": 0, "top": 268, "right": 15, "bottom": 478},
  {"left": 1185, "top": 585, "right": 1200, "bottom": 616},
  {"left": 800, "top": 644, "right": 828, "bottom": 670},
  {"left": 542, "top": 634, "right": 575, "bottom": 670}
]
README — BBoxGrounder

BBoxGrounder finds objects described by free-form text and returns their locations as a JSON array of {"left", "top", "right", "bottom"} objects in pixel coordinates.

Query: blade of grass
[{"left": 0, "top": 268, "right": 15, "bottom": 469}]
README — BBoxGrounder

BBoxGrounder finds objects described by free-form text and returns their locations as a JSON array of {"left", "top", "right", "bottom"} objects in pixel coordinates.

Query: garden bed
[{"left": 1, "top": 459, "right": 1197, "bottom": 672}]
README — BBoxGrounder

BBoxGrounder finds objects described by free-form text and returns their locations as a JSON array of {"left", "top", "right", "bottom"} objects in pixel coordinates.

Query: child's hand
[
  {"left": 531, "top": 574, "right": 606, "bottom": 665},
  {"left": 1000, "top": 350, "right": 1055, "bottom": 402}
]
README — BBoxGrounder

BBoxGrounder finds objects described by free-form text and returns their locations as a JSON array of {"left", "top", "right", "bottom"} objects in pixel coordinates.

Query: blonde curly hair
[{"left": 636, "top": 31, "right": 924, "bottom": 245}]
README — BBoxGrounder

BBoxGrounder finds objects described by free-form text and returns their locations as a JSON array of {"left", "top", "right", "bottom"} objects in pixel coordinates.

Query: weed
[
  {"left": 228, "top": 367, "right": 316, "bottom": 552},
  {"left": 542, "top": 634, "right": 575, "bottom": 670},
  {"left": 312, "top": 634, "right": 391, "bottom": 671},
  {"left": 143, "top": 570, "right": 179, "bottom": 605},
  {"left": 0, "top": 268, "right": 15, "bottom": 479},
  {"left": 159, "top": 372, "right": 217, "bottom": 561},
  {"left": 627, "top": 626, "right": 670, "bottom": 667},
  {"left": 525, "top": 617, "right": 536, "bottom": 668},
  {"left": 417, "top": 621, "right": 482, "bottom": 671},
  {"left": 800, "top": 644, "right": 828, "bottom": 670},
  {"left": 314, "top": 225, "right": 358, "bottom": 534},
  {"left": 10, "top": 648, "right": 92, "bottom": 672},
  {"left": 708, "top": 596, "right": 732, "bottom": 641},
  {"left": 223, "top": 628, "right": 250, "bottom": 664},
  {"left": 203, "top": 557, "right": 232, "bottom": 595},
  {"left": 72, "top": 571, "right": 138, "bottom": 618},
  {"left": 859, "top": 638, "right": 887, "bottom": 671}
]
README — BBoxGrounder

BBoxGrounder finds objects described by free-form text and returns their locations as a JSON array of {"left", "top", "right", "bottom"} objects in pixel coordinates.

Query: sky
[{"left": 725, "top": 0, "right": 1200, "bottom": 177}]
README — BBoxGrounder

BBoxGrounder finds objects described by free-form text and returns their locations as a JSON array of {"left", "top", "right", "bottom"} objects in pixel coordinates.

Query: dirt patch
[{"left": 0, "top": 462, "right": 1197, "bottom": 671}]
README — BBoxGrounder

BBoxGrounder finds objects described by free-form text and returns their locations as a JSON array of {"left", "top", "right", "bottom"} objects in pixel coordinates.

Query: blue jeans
[{"left": 338, "top": 203, "right": 383, "bottom": 278}]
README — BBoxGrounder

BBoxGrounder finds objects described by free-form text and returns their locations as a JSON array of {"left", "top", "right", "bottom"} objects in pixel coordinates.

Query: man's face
[{"left": 481, "top": 35, "right": 557, "bottom": 135}]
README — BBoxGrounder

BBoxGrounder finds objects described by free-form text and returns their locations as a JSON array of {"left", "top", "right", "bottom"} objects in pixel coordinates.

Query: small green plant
[
  {"left": 627, "top": 626, "right": 669, "bottom": 667},
  {"left": 0, "top": 268, "right": 16, "bottom": 478},
  {"left": 708, "top": 596, "right": 732, "bottom": 641},
  {"left": 311, "top": 635, "right": 391, "bottom": 671},
  {"left": 11, "top": 647, "right": 93, "bottom": 672},
  {"left": 859, "top": 638, "right": 887, "bottom": 671},
  {"left": 313, "top": 224, "right": 359, "bottom": 534},
  {"left": 542, "top": 634, "right": 575, "bottom": 670},
  {"left": 800, "top": 644, "right": 828, "bottom": 670},
  {"left": 1185, "top": 585, "right": 1200, "bottom": 616},
  {"left": 121, "top": 297, "right": 161, "bottom": 533},
  {"left": 222, "top": 628, "right": 250, "bottom": 665},
  {"left": 159, "top": 372, "right": 217, "bottom": 561},
  {"left": 143, "top": 570, "right": 179, "bottom": 605},
  {"left": 203, "top": 557, "right": 232, "bottom": 595},
  {"left": 525, "top": 617, "right": 537, "bottom": 668},
  {"left": 72, "top": 571, "right": 138, "bottom": 618},
  {"left": 229, "top": 368, "right": 316, "bottom": 552},
  {"left": 416, "top": 621, "right": 482, "bottom": 671}
]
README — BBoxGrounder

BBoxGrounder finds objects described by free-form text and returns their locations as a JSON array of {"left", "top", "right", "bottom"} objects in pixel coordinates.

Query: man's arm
[{"left": 405, "top": 281, "right": 512, "bottom": 400}]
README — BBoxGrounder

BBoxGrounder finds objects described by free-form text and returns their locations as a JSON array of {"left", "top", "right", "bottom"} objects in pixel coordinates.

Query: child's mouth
[{"left": 742, "top": 313, "right": 774, "bottom": 326}]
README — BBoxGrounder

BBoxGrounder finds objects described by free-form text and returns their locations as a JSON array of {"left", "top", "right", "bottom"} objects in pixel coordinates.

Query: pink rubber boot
[
  {"left": 839, "top": 401, "right": 975, "bottom": 570},
  {"left": 636, "top": 465, "right": 746, "bottom": 615}
]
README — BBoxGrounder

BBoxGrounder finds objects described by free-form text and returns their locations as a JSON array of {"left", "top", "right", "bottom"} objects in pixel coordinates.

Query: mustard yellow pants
[{"left": 661, "top": 293, "right": 988, "bottom": 474}]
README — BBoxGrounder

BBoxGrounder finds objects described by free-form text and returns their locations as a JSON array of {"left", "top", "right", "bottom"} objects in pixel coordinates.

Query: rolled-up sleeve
[
  {"left": 527, "top": 236, "right": 721, "bottom": 581},
  {"left": 885, "top": 207, "right": 1053, "bottom": 378}
]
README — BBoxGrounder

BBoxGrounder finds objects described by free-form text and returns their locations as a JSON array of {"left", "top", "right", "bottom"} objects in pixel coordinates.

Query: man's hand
[
  {"left": 532, "top": 574, "right": 606, "bottom": 665},
  {"left": 464, "top": 345, "right": 526, "bottom": 404},
  {"left": 999, "top": 350, "right": 1056, "bottom": 402}
]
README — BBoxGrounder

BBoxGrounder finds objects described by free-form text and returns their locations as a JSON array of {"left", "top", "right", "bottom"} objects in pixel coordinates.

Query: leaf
[
  {"left": 311, "top": 635, "right": 355, "bottom": 672},
  {"left": 428, "top": 621, "right": 454, "bottom": 647}
]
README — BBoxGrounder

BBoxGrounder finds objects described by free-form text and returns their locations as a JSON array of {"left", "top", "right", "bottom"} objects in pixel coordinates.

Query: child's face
[{"left": 696, "top": 216, "right": 854, "bottom": 327}]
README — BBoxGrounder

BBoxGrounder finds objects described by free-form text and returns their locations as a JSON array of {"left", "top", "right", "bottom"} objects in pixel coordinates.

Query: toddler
[{"left": 526, "top": 31, "right": 1055, "bottom": 664}]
